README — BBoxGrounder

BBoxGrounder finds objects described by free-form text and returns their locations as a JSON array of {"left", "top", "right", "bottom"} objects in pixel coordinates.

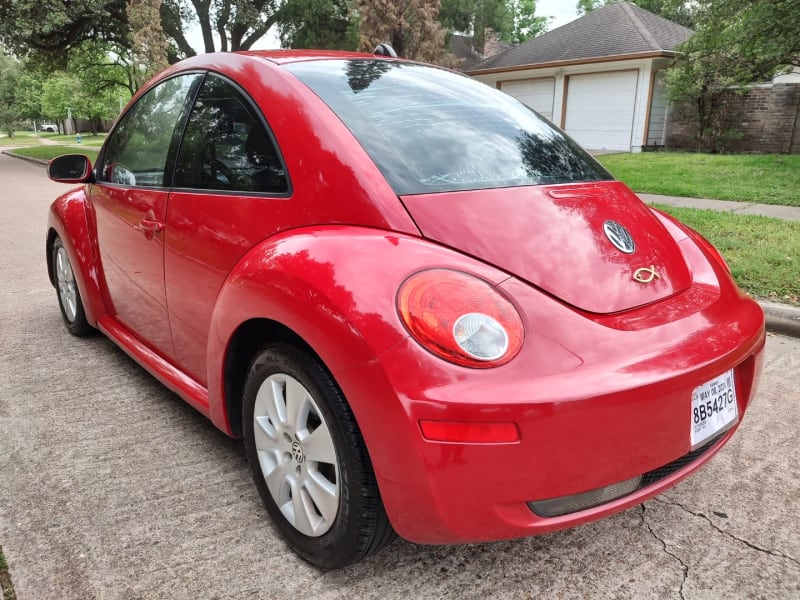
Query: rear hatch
[{"left": 401, "top": 181, "right": 692, "bottom": 314}]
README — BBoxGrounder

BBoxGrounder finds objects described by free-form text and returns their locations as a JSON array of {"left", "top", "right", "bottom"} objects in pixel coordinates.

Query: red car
[{"left": 46, "top": 49, "right": 765, "bottom": 569}]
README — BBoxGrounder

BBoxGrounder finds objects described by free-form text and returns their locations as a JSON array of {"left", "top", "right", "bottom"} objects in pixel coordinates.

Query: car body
[
  {"left": 40, "top": 123, "right": 57, "bottom": 133},
  {"left": 46, "top": 49, "right": 766, "bottom": 569}
]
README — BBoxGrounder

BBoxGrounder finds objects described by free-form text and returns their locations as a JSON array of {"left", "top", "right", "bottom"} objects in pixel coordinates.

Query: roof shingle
[{"left": 466, "top": 1, "right": 692, "bottom": 73}]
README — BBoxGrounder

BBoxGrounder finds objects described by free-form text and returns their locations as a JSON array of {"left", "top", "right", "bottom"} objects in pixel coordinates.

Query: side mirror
[{"left": 48, "top": 154, "right": 94, "bottom": 184}]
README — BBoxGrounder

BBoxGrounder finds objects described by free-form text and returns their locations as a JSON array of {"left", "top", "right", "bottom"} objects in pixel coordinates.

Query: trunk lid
[{"left": 400, "top": 181, "right": 692, "bottom": 314}]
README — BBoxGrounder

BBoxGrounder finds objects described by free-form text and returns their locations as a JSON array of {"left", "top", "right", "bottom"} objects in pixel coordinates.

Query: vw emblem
[
  {"left": 291, "top": 440, "right": 305, "bottom": 463},
  {"left": 603, "top": 220, "right": 636, "bottom": 254}
]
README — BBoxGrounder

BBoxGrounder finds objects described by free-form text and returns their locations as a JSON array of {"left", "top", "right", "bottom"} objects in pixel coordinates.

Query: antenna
[{"left": 373, "top": 43, "right": 398, "bottom": 58}]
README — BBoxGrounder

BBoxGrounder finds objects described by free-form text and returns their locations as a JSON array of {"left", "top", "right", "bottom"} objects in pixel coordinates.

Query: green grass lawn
[
  {"left": 655, "top": 204, "right": 800, "bottom": 305},
  {"left": 0, "top": 131, "right": 41, "bottom": 148},
  {"left": 6, "top": 145, "right": 99, "bottom": 163},
  {"left": 598, "top": 152, "right": 800, "bottom": 207}
]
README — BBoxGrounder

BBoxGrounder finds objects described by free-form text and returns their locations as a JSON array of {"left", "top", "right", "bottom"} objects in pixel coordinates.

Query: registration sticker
[{"left": 690, "top": 370, "right": 738, "bottom": 448}]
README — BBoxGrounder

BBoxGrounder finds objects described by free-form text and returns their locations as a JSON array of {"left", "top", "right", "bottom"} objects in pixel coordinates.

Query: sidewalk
[
  {"left": 639, "top": 193, "right": 800, "bottom": 222},
  {"left": 29, "top": 133, "right": 60, "bottom": 146}
]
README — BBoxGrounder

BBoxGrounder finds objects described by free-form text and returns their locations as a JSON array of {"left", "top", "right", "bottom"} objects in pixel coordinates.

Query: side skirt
[{"left": 97, "top": 315, "right": 211, "bottom": 418}]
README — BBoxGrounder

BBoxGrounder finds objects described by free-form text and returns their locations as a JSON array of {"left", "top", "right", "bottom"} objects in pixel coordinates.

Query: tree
[
  {"left": 357, "top": 0, "right": 450, "bottom": 63},
  {"left": 180, "top": 0, "right": 290, "bottom": 54},
  {"left": 278, "top": 0, "right": 358, "bottom": 49},
  {"left": 666, "top": 0, "right": 800, "bottom": 151},
  {"left": 41, "top": 72, "right": 81, "bottom": 132},
  {"left": 0, "top": 0, "right": 131, "bottom": 68},
  {"left": 39, "top": 67, "right": 121, "bottom": 135},
  {"left": 576, "top": 0, "right": 604, "bottom": 15},
  {"left": 66, "top": 41, "right": 134, "bottom": 131},
  {"left": 0, "top": 53, "right": 21, "bottom": 136},
  {"left": 161, "top": 0, "right": 197, "bottom": 60},
  {"left": 440, "top": 0, "right": 506, "bottom": 50},
  {"left": 0, "top": 0, "right": 290, "bottom": 66},
  {"left": 440, "top": 0, "right": 546, "bottom": 49},
  {"left": 73, "top": 81, "right": 125, "bottom": 134},
  {"left": 127, "top": 0, "right": 169, "bottom": 82},
  {"left": 39, "top": 65, "right": 124, "bottom": 134},
  {"left": 507, "top": 0, "right": 548, "bottom": 43},
  {"left": 15, "top": 70, "right": 45, "bottom": 125},
  {"left": 576, "top": 0, "right": 695, "bottom": 27},
  {"left": 0, "top": 59, "right": 54, "bottom": 131},
  {"left": 69, "top": 40, "right": 139, "bottom": 97}
]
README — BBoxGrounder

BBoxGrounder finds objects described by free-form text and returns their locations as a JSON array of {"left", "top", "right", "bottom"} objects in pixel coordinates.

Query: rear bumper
[{"left": 338, "top": 287, "right": 766, "bottom": 544}]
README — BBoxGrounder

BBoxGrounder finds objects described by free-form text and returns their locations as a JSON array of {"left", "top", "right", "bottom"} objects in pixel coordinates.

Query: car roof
[{"left": 238, "top": 49, "right": 395, "bottom": 66}]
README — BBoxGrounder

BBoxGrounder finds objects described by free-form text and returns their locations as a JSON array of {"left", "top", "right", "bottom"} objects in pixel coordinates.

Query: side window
[
  {"left": 174, "top": 75, "right": 288, "bottom": 194},
  {"left": 99, "top": 74, "right": 201, "bottom": 187}
]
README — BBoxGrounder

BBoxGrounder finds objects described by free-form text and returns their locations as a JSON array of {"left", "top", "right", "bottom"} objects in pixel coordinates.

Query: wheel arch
[
  {"left": 222, "top": 318, "right": 317, "bottom": 438},
  {"left": 46, "top": 188, "right": 108, "bottom": 327},
  {"left": 205, "top": 226, "right": 511, "bottom": 438},
  {"left": 205, "top": 227, "right": 443, "bottom": 435}
]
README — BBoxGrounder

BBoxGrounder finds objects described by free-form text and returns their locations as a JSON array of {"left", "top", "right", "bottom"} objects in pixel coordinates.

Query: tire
[
  {"left": 243, "top": 343, "right": 395, "bottom": 569},
  {"left": 52, "top": 237, "right": 92, "bottom": 336}
]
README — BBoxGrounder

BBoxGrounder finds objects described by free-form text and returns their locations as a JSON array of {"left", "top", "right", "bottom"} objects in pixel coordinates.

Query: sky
[
  {"left": 536, "top": 0, "right": 581, "bottom": 31},
  {"left": 186, "top": 1, "right": 583, "bottom": 53}
]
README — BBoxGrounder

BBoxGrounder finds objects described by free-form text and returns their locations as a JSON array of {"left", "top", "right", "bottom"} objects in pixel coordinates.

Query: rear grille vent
[{"left": 528, "top": 434, "right": 723, "bottom": 518}]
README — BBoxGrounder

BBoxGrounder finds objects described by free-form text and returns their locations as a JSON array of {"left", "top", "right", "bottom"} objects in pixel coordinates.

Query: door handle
[{"left": 135, "top": 219, "right": 165, "bottom": 240}]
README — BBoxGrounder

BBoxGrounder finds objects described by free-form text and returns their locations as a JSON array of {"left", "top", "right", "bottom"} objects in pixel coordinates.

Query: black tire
[
  {"left": 243, "top": 343, "right": 395, "bottom": 569},
  {"left": 52, "top": 237, "right": 92, "bottom": 336}
]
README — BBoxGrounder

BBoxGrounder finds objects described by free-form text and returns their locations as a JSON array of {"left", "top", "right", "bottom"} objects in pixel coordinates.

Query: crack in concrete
[
  {"left": 655, "top": 497, "right": 800, "bottom": 568},
  {"left": 639, "top": 504, "right": 688, "bottom": 600}
]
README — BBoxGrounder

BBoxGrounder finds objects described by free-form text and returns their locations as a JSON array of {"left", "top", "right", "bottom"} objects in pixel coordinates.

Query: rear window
[{"left": 285, "top": 59, "right": 612, "bottom": 195}]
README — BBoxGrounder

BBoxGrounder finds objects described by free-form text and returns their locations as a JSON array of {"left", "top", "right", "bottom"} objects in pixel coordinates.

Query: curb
[
  {"left": 2, "top": 148, "right": 100, "bottom": 167},
  {"left": 759, "top": 300, "right": 800, "bottom": 338},
  {"left": 1, "top": 149, "right": 49, "bottom": 167}
]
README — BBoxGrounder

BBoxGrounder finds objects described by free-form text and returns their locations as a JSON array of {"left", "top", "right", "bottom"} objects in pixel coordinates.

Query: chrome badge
[{"left": 603, "top": 220, "right": 635, "bottom": 254}]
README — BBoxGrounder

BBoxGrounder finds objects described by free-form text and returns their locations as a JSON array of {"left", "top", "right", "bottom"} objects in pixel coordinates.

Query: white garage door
[
  {"left": 564, "top": 71, "right": 639, "bottom": 151},
  {"left": 499, "top": 78, "right": 555, "bottom": 121}
]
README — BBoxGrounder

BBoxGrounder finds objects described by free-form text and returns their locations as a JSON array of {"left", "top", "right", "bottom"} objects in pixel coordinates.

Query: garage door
[
  {"left": 499, "top": 79, "right": 555, "bottom": 121},
  {"left": 564, "top": 71, "right": 638, "bottom": 151}
]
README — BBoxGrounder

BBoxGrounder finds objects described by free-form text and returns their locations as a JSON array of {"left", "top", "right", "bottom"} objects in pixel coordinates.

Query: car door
[
  {"left": 92, "top": 73, "right": 203, "bottom": 359},
  {"left": 163, "top": 74, "right": 290, "bottom": 383}
]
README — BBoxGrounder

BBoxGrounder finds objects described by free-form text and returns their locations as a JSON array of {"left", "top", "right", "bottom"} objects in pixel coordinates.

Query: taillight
[{"left": 397, "top": 269, "right": 524, "bottom": 368}]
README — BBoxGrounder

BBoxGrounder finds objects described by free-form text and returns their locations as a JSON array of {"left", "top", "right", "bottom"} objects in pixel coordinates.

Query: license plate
[{"left": 690, "top": 370, "right": 738, "bottom": 448}]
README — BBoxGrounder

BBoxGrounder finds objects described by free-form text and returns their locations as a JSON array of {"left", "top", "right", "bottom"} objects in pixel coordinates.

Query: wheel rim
[
  {"left": 253, "top": 373, "right": 340, "bottom": 537},
  {"left": 55, "top": 246, "right": 78, "bottom": 322}
]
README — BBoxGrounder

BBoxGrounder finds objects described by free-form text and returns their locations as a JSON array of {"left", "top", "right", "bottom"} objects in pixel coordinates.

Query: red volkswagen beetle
[{"left": 46, "top": 49, "right": 765, "bottom": 569}]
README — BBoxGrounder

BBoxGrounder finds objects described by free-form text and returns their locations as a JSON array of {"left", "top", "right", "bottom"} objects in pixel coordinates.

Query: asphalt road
[{"left": 1, "top": 152, "right": 799, "bottom": 599}]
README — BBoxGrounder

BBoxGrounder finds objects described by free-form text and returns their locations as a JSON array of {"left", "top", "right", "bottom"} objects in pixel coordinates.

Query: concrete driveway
[{"left": 1, "top": 153, "right": 798, "bottom": 599}]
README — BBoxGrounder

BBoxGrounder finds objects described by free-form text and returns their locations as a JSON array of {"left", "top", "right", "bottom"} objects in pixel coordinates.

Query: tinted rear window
[{"left": 285, "top": 59, "right": 612, "bottom": 195}]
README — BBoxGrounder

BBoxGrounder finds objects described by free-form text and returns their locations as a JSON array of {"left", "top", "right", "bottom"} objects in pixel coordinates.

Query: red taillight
[
  {"left": 397, "top": 269, "right": 524, "bottom": 368},
  {"left": 419, "top": 420, "right": 520, "bottom": 443}
]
